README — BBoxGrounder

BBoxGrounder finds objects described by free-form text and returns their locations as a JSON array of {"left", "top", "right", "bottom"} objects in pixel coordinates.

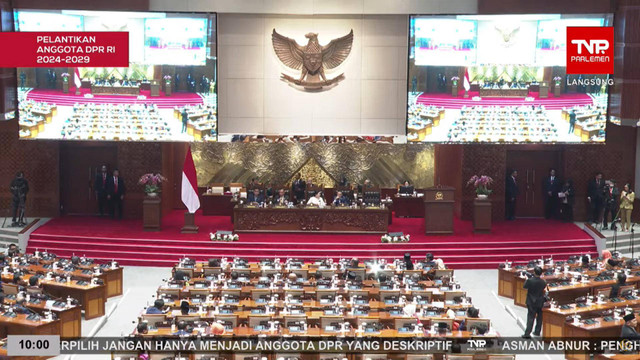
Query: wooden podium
[
  {"left": 143, "top": 196, "right": 161, "bottom": 231},
  {"left": 424, "top": 186, "right": 454, "bottom": 234},
  {"left": 150, "top": 82, "right": 160, "bottom": 97},
  {"left": 473, "top": 198, "right": 492, "bottom": 233}
]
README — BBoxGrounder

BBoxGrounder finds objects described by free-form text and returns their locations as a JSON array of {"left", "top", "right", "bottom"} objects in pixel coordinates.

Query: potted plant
[
  {"left": 61, "top": 73, "right": 70, "bottom": 82},
  {"left": 553, "top": 76, "right": 562, "bottom": 86},
  {"left": 467, "top": 175, "right": 494, "bottom": 200},
  {"left": 451, "top": 76, "right": 460, "bottom": 86},
  {"left": 138, "top": 173, "right": 167, "bottom": 197},
  {"left": 163, "top": 75, "right": 171, "bottom": 84}
]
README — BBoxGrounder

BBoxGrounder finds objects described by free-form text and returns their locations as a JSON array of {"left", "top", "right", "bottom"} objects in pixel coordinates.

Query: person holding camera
[
  {"left": 9, "top": 171, "right": 29, "bottom": 227},
  {"left": 620, "top": 183, "right": 635, "bottom": 232},
  {"left": 603, "top": 179, "right": 620, "bottom": 230}
]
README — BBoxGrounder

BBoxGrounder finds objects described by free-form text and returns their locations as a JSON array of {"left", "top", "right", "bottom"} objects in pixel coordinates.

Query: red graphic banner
[
  {"left": 566, "top": 26, "right": 614, "bottom": 75},
  {"left": 0, "top": 32, "right": 129, "bottom": 68}
]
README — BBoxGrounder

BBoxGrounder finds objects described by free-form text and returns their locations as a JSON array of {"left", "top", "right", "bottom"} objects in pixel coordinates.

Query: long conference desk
[{"left": 233, "top": 205, "right": 390, "bottom": 233}]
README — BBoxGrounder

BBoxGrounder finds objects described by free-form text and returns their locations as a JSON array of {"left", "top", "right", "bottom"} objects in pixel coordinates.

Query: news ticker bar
[
  {"left": 7, "top": 336, "right": 640, "bottom": 356},
  {"left": 0, "top": 32, "right": 129, "bottom": 67}
]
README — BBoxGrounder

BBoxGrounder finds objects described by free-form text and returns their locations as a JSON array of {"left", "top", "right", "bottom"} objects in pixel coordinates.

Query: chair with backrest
[
  {"left": 248, "top": 314, "right": 273, "bottom": 329},
  {"left": 596, "top": 287, "right": 612, "bottom": 298},
  {"left": 487, "top": 355, "right": 515, "bottom": 360},
  {"left": 406, "top": 355, "right": 434, "bottom": 360},
  {"left": 347, "top": 268, "right": 366, "bottom": 281},
  {"left": 445, "top": 291, "right": 466, "bottom": 301},
  {"left": 379, "top": 290, "right": 401, "bottom": 304},
  {"left": 250, "top": 289, "right": 272, "bottom": 301},
  {"left": 141, "top": 314, "right": 167, "bottom": 326},
  {"left": 215, "top": 314, "right": 238, "bottom": 330},
  {"left": 316, "top": 289, "right": 337, "bottom": 303},
  {"left": 320, "top": 316, "right": 344, "bottom": 331},
  {"left": 434, "top": 269, "right": 454, "bottom": 279},
  {"left": 446, "top": 356, "right": 474, "bottom": 360},
  {"left": 203, "top": 267, "right": 222, "bottom": 276},
  {"left": 620, "top": 284, "right": 636, "bottom": 296},
  {"left": 291, "top": 268, "right": 309, "bottom": 280},
  {"left": 2, "top": 283, "right": 18, "bottom": 295},
  {"left": 465, "top": 318, "right": 491, "bottom": 333},
  {"left": 210, "top": 183, "right": 225, "bottom": 195}
]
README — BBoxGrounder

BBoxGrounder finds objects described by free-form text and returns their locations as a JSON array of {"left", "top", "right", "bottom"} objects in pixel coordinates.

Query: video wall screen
[
  {"left": 407, "top": 14, "right": 612, "bottom": 144},
  {"left": 15, "top": 10, "right": 217, "bottom": 142}
]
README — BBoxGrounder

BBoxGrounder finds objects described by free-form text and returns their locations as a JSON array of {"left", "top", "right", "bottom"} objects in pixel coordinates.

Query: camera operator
[
  {"left": 603, "top": 179, "right": 620, "bottom": 230},
  {"left": 9, "top": 171, "right": 29, "bottom": 227}
]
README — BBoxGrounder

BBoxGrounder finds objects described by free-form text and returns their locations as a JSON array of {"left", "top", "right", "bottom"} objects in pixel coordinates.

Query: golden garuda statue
[{"left": 272, "top": 29, "right": 353, "bottom": 90}]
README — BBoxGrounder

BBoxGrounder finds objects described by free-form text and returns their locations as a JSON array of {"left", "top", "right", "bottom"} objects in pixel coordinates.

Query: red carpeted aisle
[{"left": 27, "top": 210, "right": 597, "bottom": 269}]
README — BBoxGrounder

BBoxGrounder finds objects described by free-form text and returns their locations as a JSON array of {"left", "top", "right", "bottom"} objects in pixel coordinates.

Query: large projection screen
[
  {"left": 407, "top": 14, "right": 612, "bottom": 144},
  {"left": 15, "top": 10, "right": 217, "bottom": 142}
]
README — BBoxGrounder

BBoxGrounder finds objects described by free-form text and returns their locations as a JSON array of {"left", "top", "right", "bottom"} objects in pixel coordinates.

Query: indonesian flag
[
  {"left": 74, "top": 68, "right": 82, "bottom": 89},
  {"left": 463, "top": 68, "right": 470, "bottom": 91},
  {"left": 181, "top": 147, "right": 200, "bottom": 213}
]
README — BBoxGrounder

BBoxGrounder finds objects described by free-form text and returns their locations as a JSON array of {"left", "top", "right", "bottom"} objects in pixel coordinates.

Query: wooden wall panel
[
  {"left": 434, "top": 144, "right": 463, "bottom": 218},
  {"left": 478, "top": 0, "right": 613, "bottom": 14}
]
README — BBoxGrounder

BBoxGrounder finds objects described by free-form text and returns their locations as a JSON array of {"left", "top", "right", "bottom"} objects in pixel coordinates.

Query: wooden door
[
  {"left": 59, "top": 143, "right": 117, "bottom": 215},
  {"left": 506, "top": 150, "right": 561, "bottom": 218}
]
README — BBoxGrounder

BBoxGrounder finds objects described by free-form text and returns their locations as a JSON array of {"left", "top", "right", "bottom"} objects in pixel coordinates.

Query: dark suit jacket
[
  {"left": 604, "top": 186, "right": 620, "bottom": 207},
  {"left": 106, "top": 176, "right": 126, "bottom": 197},
  {"left": 621, "top": 324, "right": 640, "bottom": 340},
  {"left": 273, "top": 194, "right": 289, "bottom": 205},
  {"left": 505, "top": 176, "right": 519, "bottom": 200},
  {"left": 333, "top": 195, "right": 350, "bottom": 206},
  {"left": 588, "top": 178, "right": 605, "bottom": 201},
  {"left": 523, "top": 276, "right": 547, "bottom": 308},
  {"left": 95, "top": 172, "right": 108, "bottom": 194},
  {"left": 543, "top": 176, "right": 560, "bottom": 197},
  {"left": 247, "top": 193, "right": 265, "bottom": 204},
  {"left": 610, "top": 282, "right": 626, "bottom": 298}
]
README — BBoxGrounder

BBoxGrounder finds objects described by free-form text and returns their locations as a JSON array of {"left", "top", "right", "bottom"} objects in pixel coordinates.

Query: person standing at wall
[{"left": 620, "top": 183, "right": 635, "bottom": 232}]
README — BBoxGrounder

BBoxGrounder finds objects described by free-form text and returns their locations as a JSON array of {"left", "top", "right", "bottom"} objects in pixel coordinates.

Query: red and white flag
[
  {"left": 463, "top": 68, "right": 470, "bottom": 91},
  {"left": 181, "top": 147, "right": 200, "bottom": 213},
  {"left": 74, "top": 68, "right": 82, "bottom": 89}
]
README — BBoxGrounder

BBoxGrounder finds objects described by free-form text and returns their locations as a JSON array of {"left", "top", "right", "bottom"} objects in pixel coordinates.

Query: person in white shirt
[{"left": 307, "top": 192, "right": 326, "bottom": 208}]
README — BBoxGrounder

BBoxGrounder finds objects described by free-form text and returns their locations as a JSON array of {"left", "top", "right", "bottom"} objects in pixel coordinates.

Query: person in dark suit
[
  {"left": 602, "top": 179, "right": 620, "bottom": 230},
  {"left": 9, "top": 171, "right": 29, "bottom": 227},
  {"left": 181, "top": 108, "right": 189, "bottom": 133},
  {"left": 107, "top": 169, "right": 126, "bottom": 219},
  {"left": 543, "top": 169, "right": 560, "bottom": 219},
  {"left": 94, "top": 165, "right": 109, "bottom": 216},
  {"left": 621, "top": 312, "right": 640, "bottom": 340},
  {"left": 505, "top": 170, "right": 519, "bottom": 221},
  {"left": 569, "top": 110, "right": 577, "bottom": 134},
  {"left": 610, "top": 273, "right": 627, "bottom": 299},
  {"left": 587, "top": 172, "right": 605, "bottom": 224},
  {"left": 559, "top": 179, "right": 575, "bottom": 222},
  {"left": 522, "top": 267, "right": 547, "bottom": 338},
  {"left": 292, "top": 174, "right": 306, "bottom": 205},
  {"left": 247, "top": 188, "right": 264, "bottom": 205},
  {"left": 332, "top": 191, "right": 349, "bottom": 206},
  {"left": 273, "top": 189, "right": 289, "bottom": 206}
]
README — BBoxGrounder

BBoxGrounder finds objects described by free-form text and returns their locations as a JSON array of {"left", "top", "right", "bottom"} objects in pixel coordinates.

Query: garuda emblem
[{"left": 272, "top": 29, "right": 353, "bottom": 90}]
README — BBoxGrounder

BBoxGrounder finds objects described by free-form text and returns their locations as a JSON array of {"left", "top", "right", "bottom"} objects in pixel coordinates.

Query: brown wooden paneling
[
  {"left": 434, "top": 144, "right": 463, "bottom": 217},
  {"left": 59, "top": 143, "right": 117, "bottom": 215},
  {"left": 478, "top": 0, "right": 614, "bottom": 14},
  {"left": 506, "top": 150, "right": 561, "bottom": 218}
]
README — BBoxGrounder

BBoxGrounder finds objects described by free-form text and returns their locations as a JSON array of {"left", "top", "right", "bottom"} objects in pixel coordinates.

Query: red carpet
[
  {"left": 25, "top": 88, "right": 204, "bottom": 109},
  {"left": 27, "top": 210, "right": 597, "bottom": 269},
  {"left": 416, "top": 92, "right": 594, "bottom": 110}
]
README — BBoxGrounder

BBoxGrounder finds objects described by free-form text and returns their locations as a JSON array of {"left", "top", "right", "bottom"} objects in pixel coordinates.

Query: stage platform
[
  {"left": 416, "top": 91, "right": 594, "bottom": 110},
  {"left": 26, "top": 210, "right": 598, "bottom": 269},
  {"left": 25, "top": 88, "right": 204, "bottom": 109}
]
